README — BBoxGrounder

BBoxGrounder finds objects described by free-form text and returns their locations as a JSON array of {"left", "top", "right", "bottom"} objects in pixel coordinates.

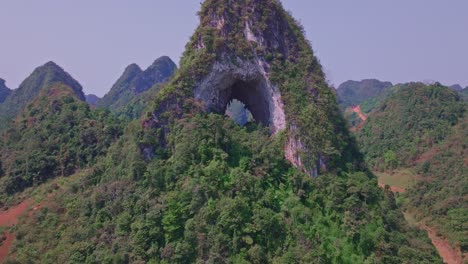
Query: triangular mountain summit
[
  {"left": 0, "top": 61, "right": 84, "bottom": 130},
  {"left": 142, "top": 0, "right": 358, "bottom": 176}
]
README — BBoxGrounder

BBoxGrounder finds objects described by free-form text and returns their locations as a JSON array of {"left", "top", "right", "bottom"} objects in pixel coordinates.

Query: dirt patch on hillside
[
  {"left": 351, "top": 105, "right": 367, "bottom": 121},
  {"left": 0, "top": 200, "right": 31, "bottom": 262},
  {"left": 422, "top": 225, "right": 463, "bottom": 264},
  {"left": 378, "top": 182, "right": 406, "bottom": 193}
]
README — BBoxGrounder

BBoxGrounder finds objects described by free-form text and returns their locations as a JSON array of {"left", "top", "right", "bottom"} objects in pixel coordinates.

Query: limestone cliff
[{"left": 141, "top": 0, "right": 362, "bottom": 176}]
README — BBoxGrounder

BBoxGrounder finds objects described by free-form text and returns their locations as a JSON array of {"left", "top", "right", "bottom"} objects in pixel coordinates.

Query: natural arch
[{"left": 193, "top": 62, "right": 286, "bottom": 134}]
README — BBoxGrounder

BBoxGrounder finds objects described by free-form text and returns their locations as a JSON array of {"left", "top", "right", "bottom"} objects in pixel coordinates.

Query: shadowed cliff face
[
  {"left": 0, "top": 79, "right": 11, "bottom": 103},
  {"left": 138, "top": 0, "right": 361, "bottom": 176}
]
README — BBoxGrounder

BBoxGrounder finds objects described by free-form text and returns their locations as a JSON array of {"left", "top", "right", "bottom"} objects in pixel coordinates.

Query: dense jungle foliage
[
  {"left": 0, "top": 1, "right": 450, "bottom": 263},
  {"left": 6, "top": 114, "right": 441, "bottom": 263},
  {"left": 0, "top": 62, "right": 85, "bottom": 131},
  {"left": 0, "top": 84, "right": 122, "bottom": 201},
  {"left": 355, "top": 82, "right": 467, "bottom": 252}
]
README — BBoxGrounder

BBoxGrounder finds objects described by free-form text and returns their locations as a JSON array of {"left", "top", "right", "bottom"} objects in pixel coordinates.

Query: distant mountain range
[
  {"left": 336, "top": 79, "right": 393, "bottom": 109},
  {"left": 85, "top": 94, "right": 100, "bottom": 106},
  {"left": 96, "top": 56, "right": 176, "bottom": 112}
]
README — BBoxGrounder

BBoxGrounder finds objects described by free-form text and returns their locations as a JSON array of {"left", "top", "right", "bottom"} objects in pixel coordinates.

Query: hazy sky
[{"left": 0, "top": 1, "right": 467, "bottom": 96}]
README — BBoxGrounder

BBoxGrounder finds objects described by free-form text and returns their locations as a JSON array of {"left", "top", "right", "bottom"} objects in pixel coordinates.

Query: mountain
[
  {"left": 0, "top": 61, "right": 85, "bottom": 131},
  {"left": 0, "top": 78, "right": 11, "bottom": 103},
  {"left": 356, "top": 83, "right": 467, "bottom": 253},
  {"left": 337, "top": 79, "right": 393, "bottom": 109},
  {"left": 449, "top": 84, "right": 463, "bottom": 91},
  {"left": 1, "top": 1, "right": 442, "bottom": 263},
  {"left": 356, "top": 82, "right": 464, "bottom": 169},
  {"left": 0, "top": 83, "right": 122, "bottom": 198},
  {"left": 85, "top": 94, "right": 100, "bottom": 106},
  {"left": 96, "top": 56, "right": 177, "bottom": 112}
]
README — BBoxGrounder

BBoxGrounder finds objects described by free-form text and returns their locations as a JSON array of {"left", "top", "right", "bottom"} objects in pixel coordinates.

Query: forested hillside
[
  {"left": 355, "top": 82, "right": 467, "bottom": 257},
  {"left": 96, "top": 56, "right": 176, "bottom": 113},
  {"left": 0, "top": 83, "right": 122, "bottom": 201},
  {"left": 337, "top": 79, "right": 393, "bottom": 109},
  {"left": 0, "top": 78, "right": 11, "bottom": 103},
  {"left": 0, "top": 0, "right": 448, "bottom": 263},
  {"left": 0, "top": 62, "right": 84, "bottom": 131}
]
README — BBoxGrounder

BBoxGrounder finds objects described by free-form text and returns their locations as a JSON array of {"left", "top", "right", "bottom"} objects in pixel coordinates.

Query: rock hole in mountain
[
  {"left": 225, "top": 99, "right": 253, "bottom": 126},
  {"left": 221, "top": 79, "right": 271, "bottom": 127}
]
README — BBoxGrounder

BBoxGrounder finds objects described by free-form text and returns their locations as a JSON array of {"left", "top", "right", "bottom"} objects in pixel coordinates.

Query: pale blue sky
[{"left": 0, "top": 1, "right": 467, "bottom": 96}]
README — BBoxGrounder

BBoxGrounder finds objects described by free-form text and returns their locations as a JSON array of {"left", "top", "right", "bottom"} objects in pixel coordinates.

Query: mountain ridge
[
  {"left": 96, "top": 56, "right": 176, "bottom": 112},
  {"left": 0, "top": 61, "right": 85, "bottom": 131}
]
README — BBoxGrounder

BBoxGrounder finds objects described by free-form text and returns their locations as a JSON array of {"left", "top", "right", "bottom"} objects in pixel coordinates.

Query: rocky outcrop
[
  {"left": 141, "top": 0, "right": 360, "bottom": 176},
  {"left": 194, "top": 61, "right": 286, "bottom": 134}
]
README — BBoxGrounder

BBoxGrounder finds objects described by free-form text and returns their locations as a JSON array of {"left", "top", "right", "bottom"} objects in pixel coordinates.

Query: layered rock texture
[
  {"left": 0, "top": 79, "right": 11, "bottom": 103},
  {"left": 140, "top": 0, "right": 360, "bottom": 176},
  {"left": 96, "top": 56, "right": 176, "bottom": 111},
  {"left": 0, "top": 62, "right": 84, "bottom": 130}
]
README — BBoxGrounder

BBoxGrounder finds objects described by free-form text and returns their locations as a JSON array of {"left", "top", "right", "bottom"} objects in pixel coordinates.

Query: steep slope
[
  {"left": 85, "top": 94, "right": 100, "bottom": 106},
  {"left": 3, "top": 1, "right": 442, "bottom": 263},
  {"left": 0, "top": 83, "right": 122, "bottom": 199},
  {"left": 0, "top": 78, "right": 11, "bottom": 103},
  {"left": 356, "top": 83, "right": 467, "bottom": 256},
  {"left": 337, "top": 79, "right": 393, "bottom": 109},
  {"left": 96, "top": 56, "right": 177, "bottom": 112},
  {"left": 405, "top": 114, "right": 467, "bottom": 259},
  {"left": 0, "top": 62, "right": 85, "bottom": 131},
  {"left": 356, "top": 82, "right": 464, "bottom": 170}
]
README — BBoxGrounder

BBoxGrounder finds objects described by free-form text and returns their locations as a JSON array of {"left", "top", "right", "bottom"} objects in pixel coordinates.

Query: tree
[{"left": 384, "top": 150, "right": 398, "bottom": 171}]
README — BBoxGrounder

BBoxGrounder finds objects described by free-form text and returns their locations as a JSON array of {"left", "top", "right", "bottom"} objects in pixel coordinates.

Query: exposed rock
[{"left": 141, "top": 0, "right": 360, "bottom": 176}]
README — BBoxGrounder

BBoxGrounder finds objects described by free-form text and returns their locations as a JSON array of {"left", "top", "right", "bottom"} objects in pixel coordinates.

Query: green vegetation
[
  {"left": 337, "top": 79, "right": 393, "bottom": 110},
  {"left": 0, "top": 61, "right": 85, "bottom": 131},
  {"left": 357, "top": 82, "right": 465, "bottom": 170},
  {"left": 0, "top": 83, "right": 122, "bottom": 200},
  {"left": 356, "top": 82, "right": 467, "bottom": 252},
  {"left": 8, "top": 114, "right": 440, "bottom": 263},
  {"left": 405, "top": 114, "right": 468, "bottom": 251},
  {"left": 0, "top": 1, "right": 448, "bottom": 263}
]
